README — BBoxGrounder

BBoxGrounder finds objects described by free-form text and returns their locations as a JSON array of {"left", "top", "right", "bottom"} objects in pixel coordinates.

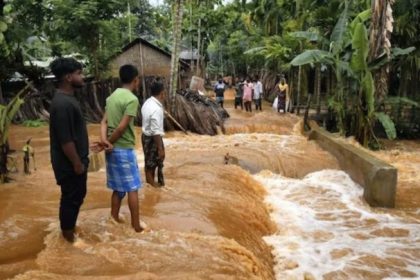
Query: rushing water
[
  {"left": 256, "top": 170, "right": 420, "bottom": 279},
  {"left": 1, "top": 102, "right": 419, "bottom": 279}
]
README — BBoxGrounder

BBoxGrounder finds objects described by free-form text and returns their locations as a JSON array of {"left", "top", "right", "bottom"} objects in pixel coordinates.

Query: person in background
[
  {"left": 49, "top": 57, "right": 88, "bottom": 243},
  {"left": 214, "top": 77, "right": 226, "bottom": 108},
  {"left": 141, "top": 80, "right": 166, "bottom": 188},
  {"left": 276, "top": 77, "right": 288, "bottom": 113},
  {"left": 253, "top": 76, "right": 263, "bottom": 111},
  {"left": 100, "top": 64, "right": 143, "bottom": 232},
  {"left": 234, "top": 77, "right": 244, "bottom": 110},
  {"left": 22, "top": 138, "right": 35, "bottom": 174},
  {"left": 243, "top": 77, "right": 253, "bottom": 112},
  {"left": 284, "top": 77, "right": 292, "bottom": 112}
]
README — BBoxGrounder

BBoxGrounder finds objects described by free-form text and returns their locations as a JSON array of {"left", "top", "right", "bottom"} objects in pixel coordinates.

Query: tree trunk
[
  {"left": 94, "top": 48, "right": 100, "bottom": 80},
  {"left": 296, "top": 65, "right": 302, "bottom": 115},
  {"left": 368, "top": 0, "right": 394, "bottom": 105},
  {"left": 196, "top": 17, "right": 201, "bottom": 76},
  {"left": 199, "top": 37, "right": 205, "bottom": 77},
  {"left": 315, "top": 65, "right": 321, "bottom": 115},
  {"left": 189, "top": 2, "right": 194, "bottom": 71},
  {"left": 220, "top": 42, "right": 224, "bottom": 76},
  {"left": 325, "top": 67, "right": 330, "bottom": 98},
  {"left": 289, "top": 68, "right": 294, "bottom": 112},
  {"left": 0, "top": 143, "right": 7, "bottom": 183},
  {"left": 0, "top": 83, "right": 4, "bottom": 105},
  {"left": 169, "top": 0, "right": 184, "bottom": 115}
]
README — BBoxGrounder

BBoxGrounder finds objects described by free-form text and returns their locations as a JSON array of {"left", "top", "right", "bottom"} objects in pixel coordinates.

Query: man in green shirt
[{"left": 100, "top": 64, "right": 143, "bottom": 232}]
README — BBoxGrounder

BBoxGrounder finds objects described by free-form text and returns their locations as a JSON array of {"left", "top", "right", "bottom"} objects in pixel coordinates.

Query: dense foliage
[{"left": 0, "top": 0, "right": 419, "bottom": 146}]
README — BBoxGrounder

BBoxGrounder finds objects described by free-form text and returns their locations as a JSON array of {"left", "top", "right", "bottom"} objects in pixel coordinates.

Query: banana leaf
[
  {"left": 349, "top": 9, "right": 371, "bottom": 34},
  {"left": 369, "top": 47, "right": 416, "bottom": 71},
  {"left": 362, "top": 71, "right": 375, "bottom": 117},
  {"left": 290, "top": 49, "right": 334, "bottom": 66},
  {"left": 385, "top": 97, "right": 419, "bottom": 107},
  {"left": 350, "top": 22, "right": 369, "bottom": 72},
  {"left": 0, "top": 97, "right": 24, "bottom": 144},
  {"left": 289, "top": 31, "right": 328, "bottom": 45},
  {"left": 375, "top": 112, "right": 397, "bottom": 140},
  {"left": 0, "top": 85, "right": 28, "bottom": 144},
  {"left": 330, "top": 1, "right": 349, "bottom": 54},
  {"left": 391, "top": 47, "right": 416, "bottom": 59}
]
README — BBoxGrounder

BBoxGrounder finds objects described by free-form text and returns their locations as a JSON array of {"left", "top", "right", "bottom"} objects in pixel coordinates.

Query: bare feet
[
  {"left": 132, "top": 219, "right": 145, "bottom": 232},
  {"left": 146, "top": 181, "right": 161, "bottom": 188},
  {"left": 133, "top": 224, "right": 144, "bottom": 233},
  {"left": 111, "top": 213, "right": 123, "bottom": 223},
  {"left": 62, "top": 229, "right": 75, "bottom": 243}
]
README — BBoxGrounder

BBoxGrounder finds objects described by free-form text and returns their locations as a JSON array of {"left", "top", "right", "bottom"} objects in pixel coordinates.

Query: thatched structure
[
  {"left": 11, "top": 79, "right": 229, "bottom": 136},
  {"left": 172, "top": 89, "right": 229, "bottom": 135}
]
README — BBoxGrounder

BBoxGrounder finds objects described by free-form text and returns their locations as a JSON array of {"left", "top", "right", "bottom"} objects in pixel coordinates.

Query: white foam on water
[{"left": 255, "top": 170, "right": 420, "bottom": 279}]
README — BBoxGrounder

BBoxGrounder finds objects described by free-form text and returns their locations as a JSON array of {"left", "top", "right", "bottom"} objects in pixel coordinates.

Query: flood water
[{"left": 0, "top": 100, "right": 419, "bottom": 279}]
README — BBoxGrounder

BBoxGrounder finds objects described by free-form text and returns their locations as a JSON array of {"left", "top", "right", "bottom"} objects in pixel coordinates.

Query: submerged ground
[{"left": 0, "top": 99, "right": 419, "bottom": 279}]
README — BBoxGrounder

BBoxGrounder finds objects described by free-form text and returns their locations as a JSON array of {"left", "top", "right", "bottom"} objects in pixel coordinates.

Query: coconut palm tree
[{"left": 169, "top": 0, "right": 184, "bottom": 115}]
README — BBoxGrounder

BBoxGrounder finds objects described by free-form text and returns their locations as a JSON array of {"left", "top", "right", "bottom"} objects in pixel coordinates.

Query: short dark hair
[
  {"left": 150, "top": 80, "right": 164, "bottom": 96},
  {"left": 119, "top": 64, "right": 139, "bottom": 84},
  {"left": 50, "top": 57, "right": 82, "bottom": 80}
]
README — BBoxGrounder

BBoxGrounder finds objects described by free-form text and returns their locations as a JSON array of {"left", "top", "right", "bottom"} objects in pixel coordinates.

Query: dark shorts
[{"left": 142, "top": 134, "right": 164, "bottom": 169}]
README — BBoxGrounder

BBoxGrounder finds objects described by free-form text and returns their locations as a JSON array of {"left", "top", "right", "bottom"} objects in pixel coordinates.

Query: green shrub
[{"left": 22, "top": 119, "right": 48, "bottom": 127}]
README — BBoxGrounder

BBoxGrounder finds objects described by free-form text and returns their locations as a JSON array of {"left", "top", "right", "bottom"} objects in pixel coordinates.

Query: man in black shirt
[
  {"left": 235, "top": 77, "right": 244, "bottom": 110},
  {"left": 49, "top": 57, "right": 89, "bottom": 243},
  {"left": 214, "top": 78, "right": 226, "bottom": 108}
]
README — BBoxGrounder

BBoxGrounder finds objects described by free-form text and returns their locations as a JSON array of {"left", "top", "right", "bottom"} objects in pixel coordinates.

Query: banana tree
[
  {"left": 0, "top": 85, "right": 28, "bottom": 183},
  {"left": 291, "top": 3, "right": 414, "bottom": 146},
  {"left": 291, "top": 1, "right": 352, "bottom": 134},
  {"left": 350, "top": 21, "right": 376, "bottom": 146}
]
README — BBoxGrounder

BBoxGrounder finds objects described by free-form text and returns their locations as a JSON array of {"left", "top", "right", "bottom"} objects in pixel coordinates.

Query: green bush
[{"left": 22, "top": 119, "right": 48, "bottom": 127}]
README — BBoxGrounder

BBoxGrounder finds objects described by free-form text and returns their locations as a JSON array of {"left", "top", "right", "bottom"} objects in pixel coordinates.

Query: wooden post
[
  {"left": 164, "top": 110, "right": 187, "bottom": 134},
  {"left": 303, "top": 94, "right": 313, "bottom": 131},
  {"left": 139, "top": 42, "right": 147, "bottom": 103}
]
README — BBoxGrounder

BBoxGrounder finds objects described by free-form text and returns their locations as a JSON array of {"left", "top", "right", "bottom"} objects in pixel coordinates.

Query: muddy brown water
[{"left": 0, "top": 101, "right": 419, "bottom": 279}]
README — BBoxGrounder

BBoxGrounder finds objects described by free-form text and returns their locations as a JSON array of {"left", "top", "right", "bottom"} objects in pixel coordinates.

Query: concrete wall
[{"left": 308, "top": 127, "right": 397, "bottom": 208}]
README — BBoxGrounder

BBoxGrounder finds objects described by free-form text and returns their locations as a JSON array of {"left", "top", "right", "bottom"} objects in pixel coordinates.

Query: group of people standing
[
  {"left": 49, "top": 57, "right": 165, "bottom": 242},
  {"left": 214, "top": 75, "right": 291, "bottom": 114},
  {"left": 214, "top": 76, "right": 264, "bottom": 112}
]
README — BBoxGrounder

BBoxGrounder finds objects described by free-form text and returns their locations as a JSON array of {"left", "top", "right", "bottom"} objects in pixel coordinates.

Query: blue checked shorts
[{"left": 106, "top": 148, "right": 142, "bottom": 193}]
